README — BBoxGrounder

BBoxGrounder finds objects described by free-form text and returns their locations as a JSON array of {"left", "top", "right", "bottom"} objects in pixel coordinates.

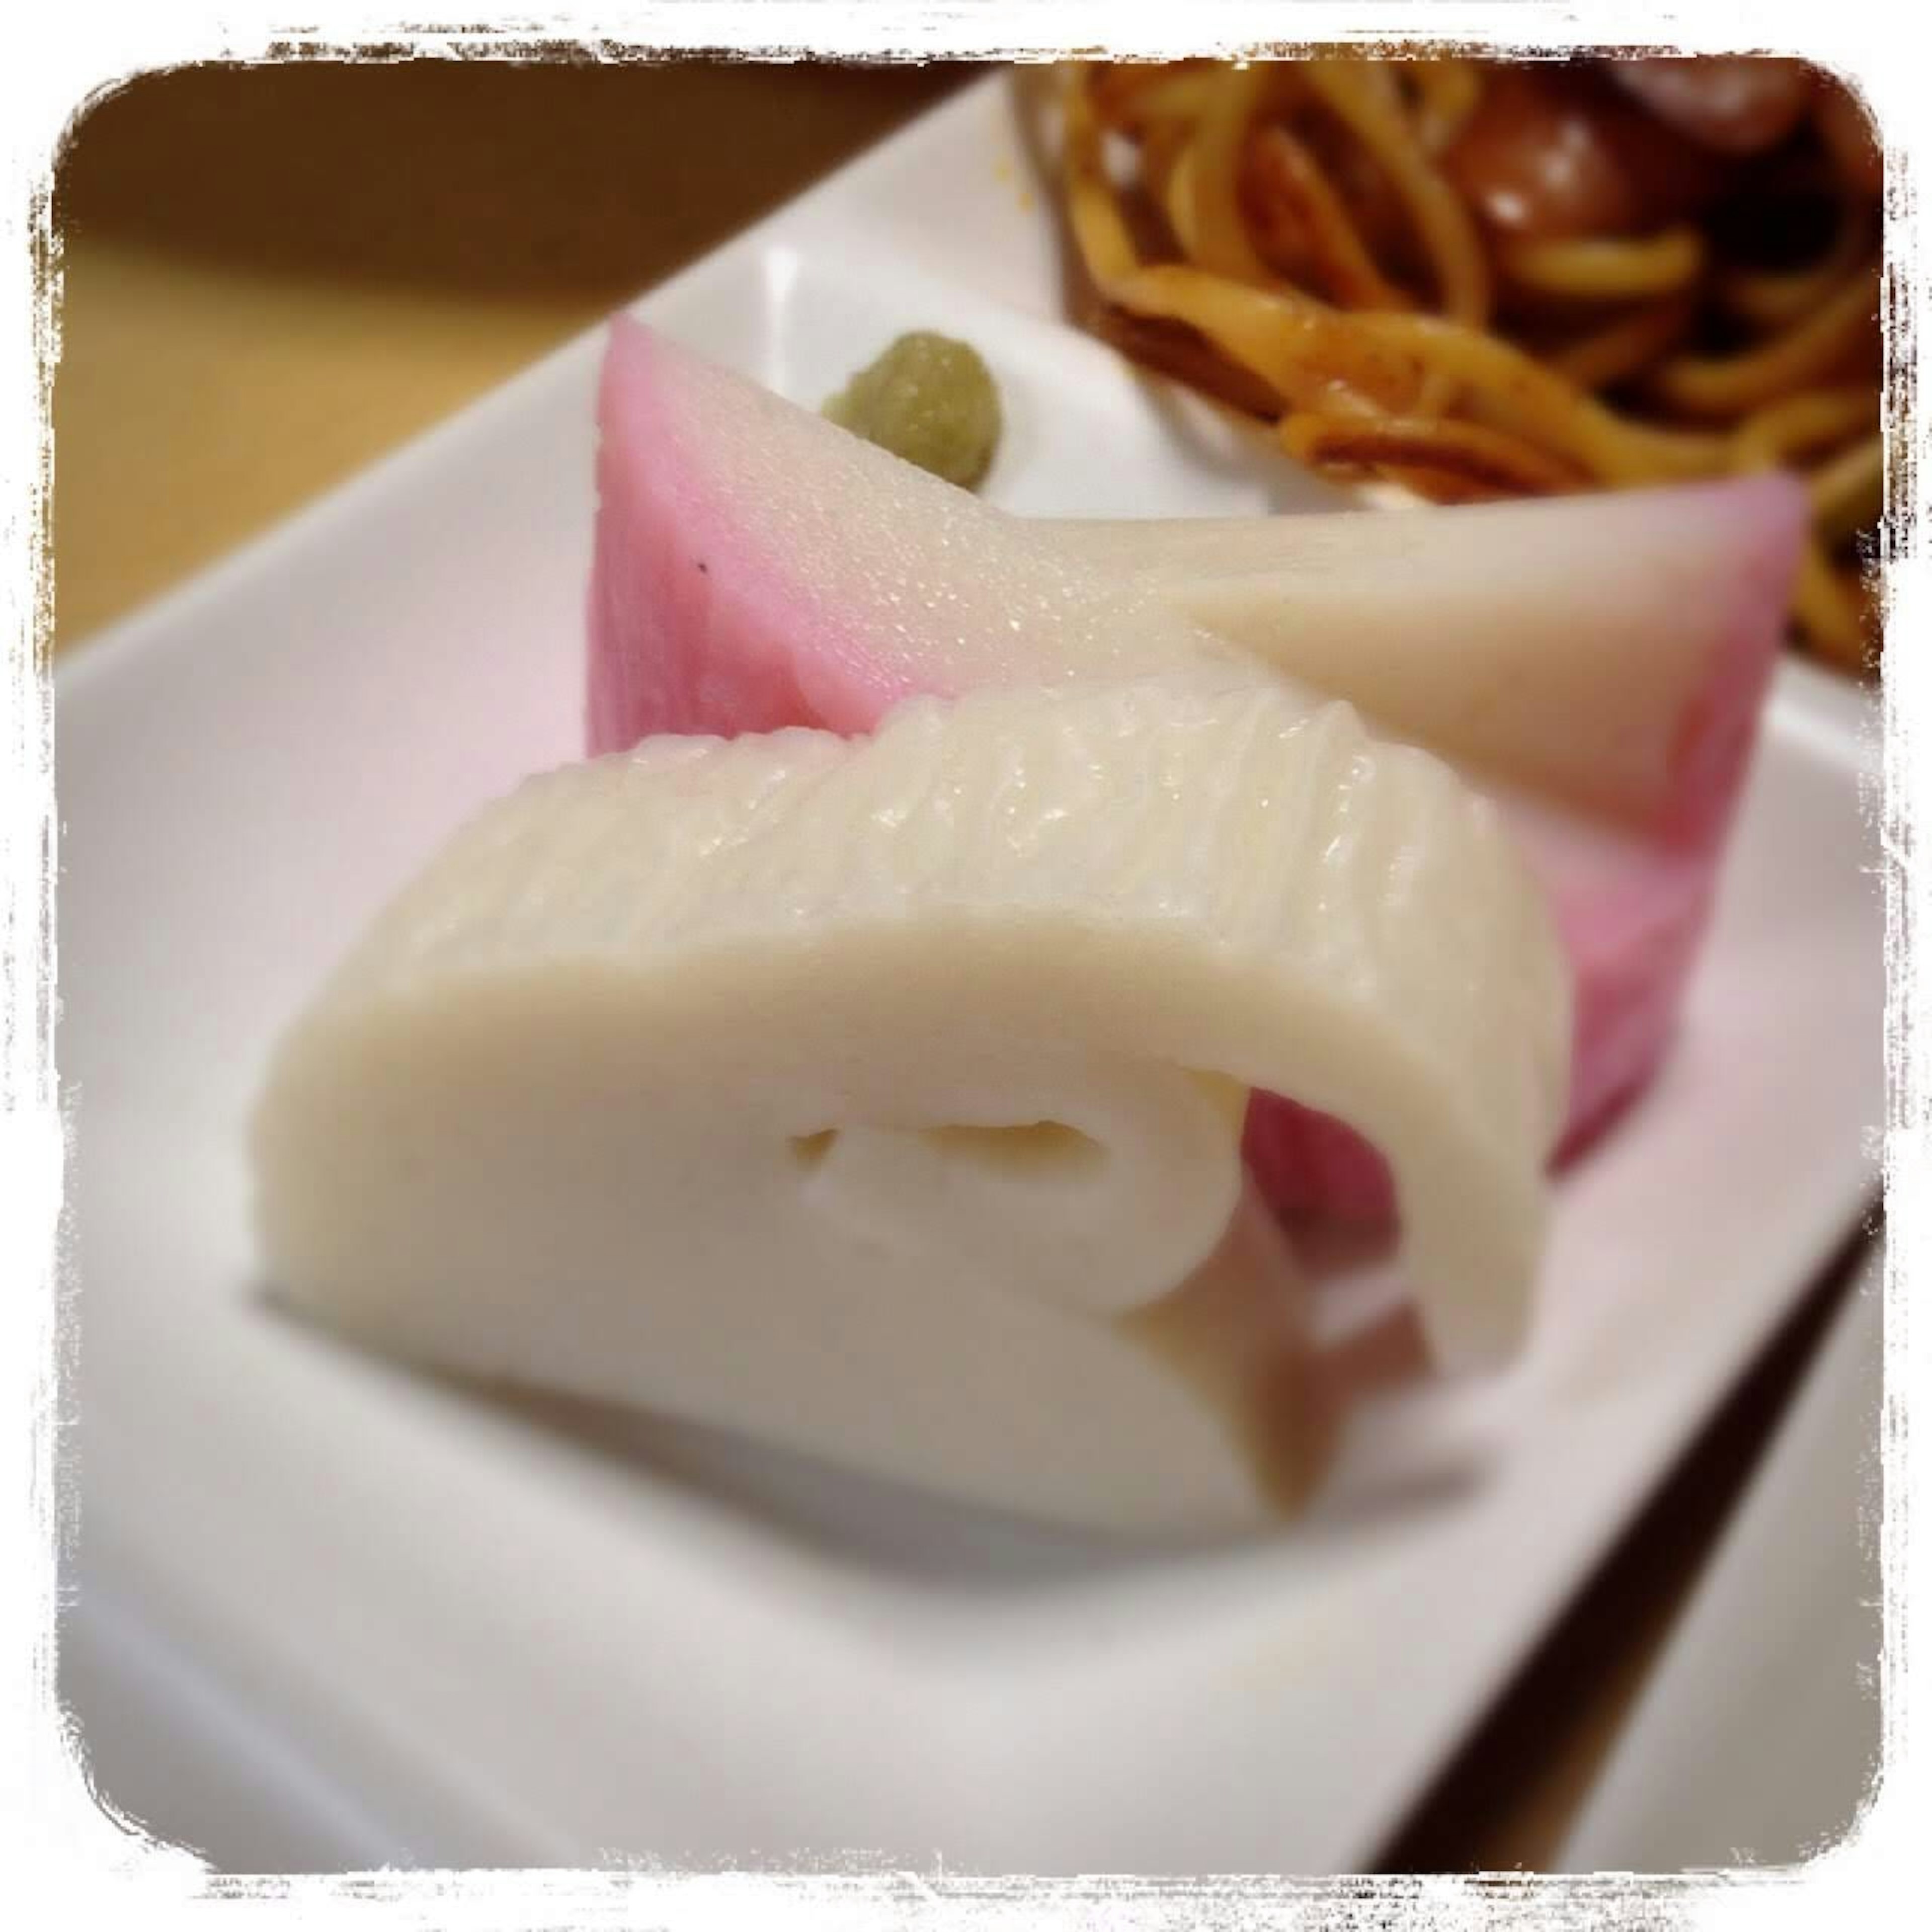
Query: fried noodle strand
[{"left": 1055, "top": 57, "right": 1886, "bottom": 668}]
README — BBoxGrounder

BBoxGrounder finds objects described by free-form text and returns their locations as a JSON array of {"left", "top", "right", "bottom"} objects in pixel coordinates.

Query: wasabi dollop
[{"left": 823, "top": 332, "right": 1002, "bottom": 490}]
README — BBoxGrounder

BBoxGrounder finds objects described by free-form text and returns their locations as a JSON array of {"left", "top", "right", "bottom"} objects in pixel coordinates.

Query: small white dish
[
  {"left": 1558, "top": 1238, "right": 1883, "bottom": 1873},
  {"left": 57, "top": 74, "right": 1884, "bottom": 1873}
]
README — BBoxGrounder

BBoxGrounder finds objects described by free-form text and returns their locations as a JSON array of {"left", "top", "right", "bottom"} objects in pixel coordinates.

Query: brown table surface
[{"left": 50, "top": 57, "right": 1869, "bottom": 1873}]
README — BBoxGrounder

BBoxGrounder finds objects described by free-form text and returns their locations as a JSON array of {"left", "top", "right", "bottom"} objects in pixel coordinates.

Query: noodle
[
  {"left": 1300, "top": 58, "right": 1492, "bottom": 326},
  {"left": 1404, "top": 57, "right": 1485, "bottom": 156},
  {"left": 1063, "top": 73, "right": 1418, "bottom": 413},
  {"left": 1243, "top": 123, "right": 1415, "bottom": 310},
  {"left": 1158, "top": 134, "right": 1201, "bottom": 257},
  {"left": 1280, "top": 410, "right": 1589, "bottom": 496},
  {"left": 1500, "top": 227, "right": 1706, "bottom": 301},
  {"left": 1183, "top": 66, "right": 1275, "bottom": 282},
  {"left": 1346, "top": 311, "right": 1731, "bottom": 482},
  {"left": 1056, "top": 57, "right": 1885, "bottom": 670},
  {"left": 1061, "top": 71, "right": 1157, "bottom": 284},
  {"left": 1108, "top": 264, "right": 1418, "bottom": 416},
  {"left": 1717, "top": 206, "right": 1873, "bottom": 331},
  {"left": 1088, "top": 63, "right": 1216, "bottom": 134},
  {"left": 1082, "top": 300, "right": 1290, "bottom": 420},
  {"left": 1730, "top": 387, "right": 1877, "bottom": 469},
  {"left": 1809, "top": 433, "right": 1885, "bottom": 543},
  {"left": 1793, "top": 541, "right": 1873, "bottom": 670},
  {"left": 1139, "top": 114, "right": 1195, "bottom": 227},
  {"left": 1650, "top": 258, "right": 1881, "bottom": 418},
  {"left": 1547, "top": 296, "right": 1698, "bottom": 389}
]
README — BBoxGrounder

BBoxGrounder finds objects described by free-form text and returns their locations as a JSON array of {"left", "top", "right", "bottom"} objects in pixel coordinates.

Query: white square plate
[{"left": 57, "top": 74, "right": 1884, "bottom": 1873}]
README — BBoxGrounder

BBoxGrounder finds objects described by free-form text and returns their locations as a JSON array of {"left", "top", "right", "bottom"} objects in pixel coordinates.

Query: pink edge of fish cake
[
  {"left": 1551, "top": 469, "right": 1802, "bottom": 1140},
  {"left": 587, "top": 315, "right": 933, "bottom": 752},
  {"left": 1245, "top": 844, "right": 1721, "bottom": 1224},
  {"left": 1242, "top": 475, "right": 1804, "bottom": 1225},
  {"left": 587, "top": 317, "right": 1805, "bottom": 1227},
  {"left": 1649, "top": 471, "right": 1807, "bottom": 848}
]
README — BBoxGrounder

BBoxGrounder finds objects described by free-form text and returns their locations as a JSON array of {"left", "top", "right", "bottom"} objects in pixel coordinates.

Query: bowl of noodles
[{"left": 1054, "top": 55, "right": 1886, "bottom": 671}]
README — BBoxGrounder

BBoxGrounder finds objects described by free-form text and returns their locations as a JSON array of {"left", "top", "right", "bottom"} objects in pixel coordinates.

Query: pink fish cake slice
[{"left": 587, "top": 317, "right": 1803, "bottom": 1223}]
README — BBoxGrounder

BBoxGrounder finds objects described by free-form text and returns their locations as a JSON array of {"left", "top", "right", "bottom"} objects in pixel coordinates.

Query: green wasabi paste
[{"left": 823, "top": 332, "right": 1003, "bottom": 490}]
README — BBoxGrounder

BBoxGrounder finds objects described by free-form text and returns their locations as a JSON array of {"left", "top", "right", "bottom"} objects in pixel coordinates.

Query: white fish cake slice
[{"left": 253, "top": 675, "right": 1568, "bottom": 1532}]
